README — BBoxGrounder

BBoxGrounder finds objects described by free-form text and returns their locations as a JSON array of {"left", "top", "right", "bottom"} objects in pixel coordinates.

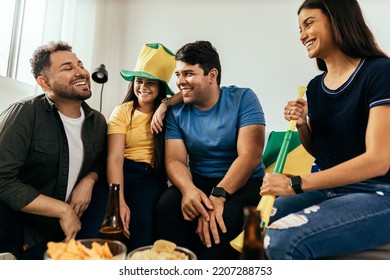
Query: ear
[
  {"left": 208, "top": 68, "right": 218, "bottom": 84},
  {"left": 36, "top": 76, "right": 51, "bottom": 91}
]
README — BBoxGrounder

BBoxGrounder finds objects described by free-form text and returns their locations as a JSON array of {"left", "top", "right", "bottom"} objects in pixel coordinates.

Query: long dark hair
[
  {"left": 122, "top": 80, "right": 167, "bottom": 181},
  {"left": 298, "top": 0, "right": 388, "bottom": 71}
]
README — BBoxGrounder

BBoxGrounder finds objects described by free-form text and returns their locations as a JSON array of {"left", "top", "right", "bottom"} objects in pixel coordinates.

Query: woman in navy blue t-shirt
[{"left": 260, "top": 0, "right": 390, "bottom": 259}]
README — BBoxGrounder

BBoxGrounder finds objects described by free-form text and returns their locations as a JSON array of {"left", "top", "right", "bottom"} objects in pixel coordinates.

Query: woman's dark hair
[
  {"left": 298, "top": 0, "right": 388, "bottom": 71},
  {"left": 122, "top": 80, "right": 167, "bottom": 181},
  {"left": 175, "top": 40, "right": 222, "bottom": 86},
  {"left": 30, "top": 41, "right": 73, "bottom": 79}
]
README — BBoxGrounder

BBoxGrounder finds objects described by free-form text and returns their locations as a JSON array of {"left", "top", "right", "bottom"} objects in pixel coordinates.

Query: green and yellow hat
[{"left": 120, "top": 43, "right": 176, "bottom": 96}]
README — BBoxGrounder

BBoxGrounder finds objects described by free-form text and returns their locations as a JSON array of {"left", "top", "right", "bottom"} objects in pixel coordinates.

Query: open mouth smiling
[{"left": 305, "top": 39, "right": 315, "bottom": 49}]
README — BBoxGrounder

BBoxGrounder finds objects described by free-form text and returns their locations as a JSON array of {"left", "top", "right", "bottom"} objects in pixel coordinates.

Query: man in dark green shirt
[{"left": 0, "top": 41, "right": 107, "bottom": 259}]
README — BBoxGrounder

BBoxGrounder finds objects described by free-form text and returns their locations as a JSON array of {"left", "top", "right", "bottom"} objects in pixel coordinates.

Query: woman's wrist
[
  {"left": 296, "top": 121, "right": 308, "bottom": 129},
  {"left": 161, "top": 97, "right": 171, "bottom": 108}
]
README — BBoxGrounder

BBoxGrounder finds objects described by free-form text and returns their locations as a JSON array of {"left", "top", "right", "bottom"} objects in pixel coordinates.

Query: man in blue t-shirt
[{"left": 156, "top": 41, "right": 266, "bottom": 259}]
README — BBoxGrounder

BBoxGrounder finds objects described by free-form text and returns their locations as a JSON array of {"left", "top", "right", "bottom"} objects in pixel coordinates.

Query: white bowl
[{"left": 127, "top": 245, "right": 197, "bottom": 260}]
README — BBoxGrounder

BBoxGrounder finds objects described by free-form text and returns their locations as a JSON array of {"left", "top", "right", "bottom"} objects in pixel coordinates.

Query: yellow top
[{"left": 107, "top": 101, "right": 154, "bottom": 165}]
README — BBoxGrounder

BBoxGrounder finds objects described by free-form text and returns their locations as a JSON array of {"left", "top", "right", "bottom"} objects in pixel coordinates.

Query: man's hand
[
  {"left": 21, "top": 194, "right": 82, "bottom": 241},
  {"left": 196, "top": 196, "right": 227, "bottom": 247},
  {"left": 59, "top": 204, "right": 82, "bottom": 242},
  {"left": 181, "top": 187, "right": 213, "bottom": 221},
  {"left": 68, "top": 177, "right": 95, "bottom": 218}
]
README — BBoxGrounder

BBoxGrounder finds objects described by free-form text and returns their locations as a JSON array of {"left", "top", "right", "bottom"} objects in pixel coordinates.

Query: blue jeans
[{"left": 264, "top": 180, "right": 390, "bottom": 259}]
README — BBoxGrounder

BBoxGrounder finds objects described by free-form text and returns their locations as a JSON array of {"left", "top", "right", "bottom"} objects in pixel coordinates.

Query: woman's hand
[
  {"left": 151, "top": 103, "right": 168, "bottom": 134},
  {"left": 120, "top": 202, "right": 131, "bottom": 238},
  {"left": 260, "top": 173, "right": 295, "bottom": 197},
  {"left": 284, "top": 98, "right": 308, "bottom": 127}
]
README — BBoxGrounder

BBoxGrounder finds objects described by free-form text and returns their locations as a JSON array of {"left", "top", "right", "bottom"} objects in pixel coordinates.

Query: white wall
[
  {"left": 2, "top": 0, "right": 389, "bottom": 133},
  {"left": 88, "top": 0, "right": 390, "bottom": 132}
]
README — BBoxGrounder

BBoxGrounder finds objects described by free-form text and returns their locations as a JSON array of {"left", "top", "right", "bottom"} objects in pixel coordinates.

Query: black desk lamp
[{"left": 91, "top": 64, "right": 108, "bottom": 112}]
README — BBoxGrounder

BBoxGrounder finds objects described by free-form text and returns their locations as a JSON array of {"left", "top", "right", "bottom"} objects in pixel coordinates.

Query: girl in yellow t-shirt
[{"left": 107, "top": 43, "right": 181, "bottom": 251}]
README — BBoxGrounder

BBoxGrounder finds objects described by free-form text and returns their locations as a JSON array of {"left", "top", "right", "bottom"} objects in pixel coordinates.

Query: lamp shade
[{"left": 92, "top": 64, "right": 108, "bottom": 84}]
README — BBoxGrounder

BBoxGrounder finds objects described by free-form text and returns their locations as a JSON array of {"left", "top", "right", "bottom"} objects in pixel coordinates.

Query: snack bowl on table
[
  {"left": 127, "top": 240, "right": 197, "bottom": 260},
  {"left": 44, "top": 238, "right": 127, "bottom": 260}
]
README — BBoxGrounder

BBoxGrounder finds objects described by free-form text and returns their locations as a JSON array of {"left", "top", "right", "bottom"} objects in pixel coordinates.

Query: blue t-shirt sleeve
[
  {"left": 165, "top": 107, "right": 182, "bottom": 139},
  {"left": 238, "top": 88, "right": 266, "bottom": 127}
]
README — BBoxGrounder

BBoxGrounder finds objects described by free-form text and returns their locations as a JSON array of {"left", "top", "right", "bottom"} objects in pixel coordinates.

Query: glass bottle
[
  {"left": 241, "top": 206, "right": 266, "bottom": 260},
  {"left": 99, "top": 183, "right": 124, "bottom": 241}
]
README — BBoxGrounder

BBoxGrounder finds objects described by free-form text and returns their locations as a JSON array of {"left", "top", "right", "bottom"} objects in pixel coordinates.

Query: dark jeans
[
  {"left": 122, "top": 159, "right": 167, "bottom": 252},
  {"left": 0, "top": 202, "right": 65, "bottom": 260},
  {"left": 0, "top": 202, "right": 24, "bottom": 259},
  {"left": 77, "top": 176, "right": 109, "bottom": 239},
  {"left": 156, "top": 172, "right": 262, "bottom": 260},
  {"left": 0, "top": 177, "right": 108, "bottom": 260}
]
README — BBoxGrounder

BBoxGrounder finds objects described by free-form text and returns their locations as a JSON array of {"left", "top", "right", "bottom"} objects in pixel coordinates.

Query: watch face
[
  {"left": 211, "top": 187, "right": 228, "bottom": 198},
  {"left": 212, "top": 188, "right": 224, "bottom": 196}
]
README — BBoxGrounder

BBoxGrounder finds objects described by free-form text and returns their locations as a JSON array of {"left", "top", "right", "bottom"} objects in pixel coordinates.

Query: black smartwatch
[
  {"left": 211, "top": 187, "right": 231, "bottom": 199},
  {"left": 290, "top": 176, "right": 304, "bottom": 194}
]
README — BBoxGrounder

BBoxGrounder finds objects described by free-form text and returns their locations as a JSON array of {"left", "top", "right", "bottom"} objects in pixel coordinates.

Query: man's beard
[{"left": 51, "top": 82, "right": 92, "bottom": 101}]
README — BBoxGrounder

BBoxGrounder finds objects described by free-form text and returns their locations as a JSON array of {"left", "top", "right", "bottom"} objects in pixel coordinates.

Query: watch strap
[
  {"left": 290, "top": 176, "right": 304, "bottom": 194},
  {"left": 211, "top": 186, "right": 231, "bottom": 199}
]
